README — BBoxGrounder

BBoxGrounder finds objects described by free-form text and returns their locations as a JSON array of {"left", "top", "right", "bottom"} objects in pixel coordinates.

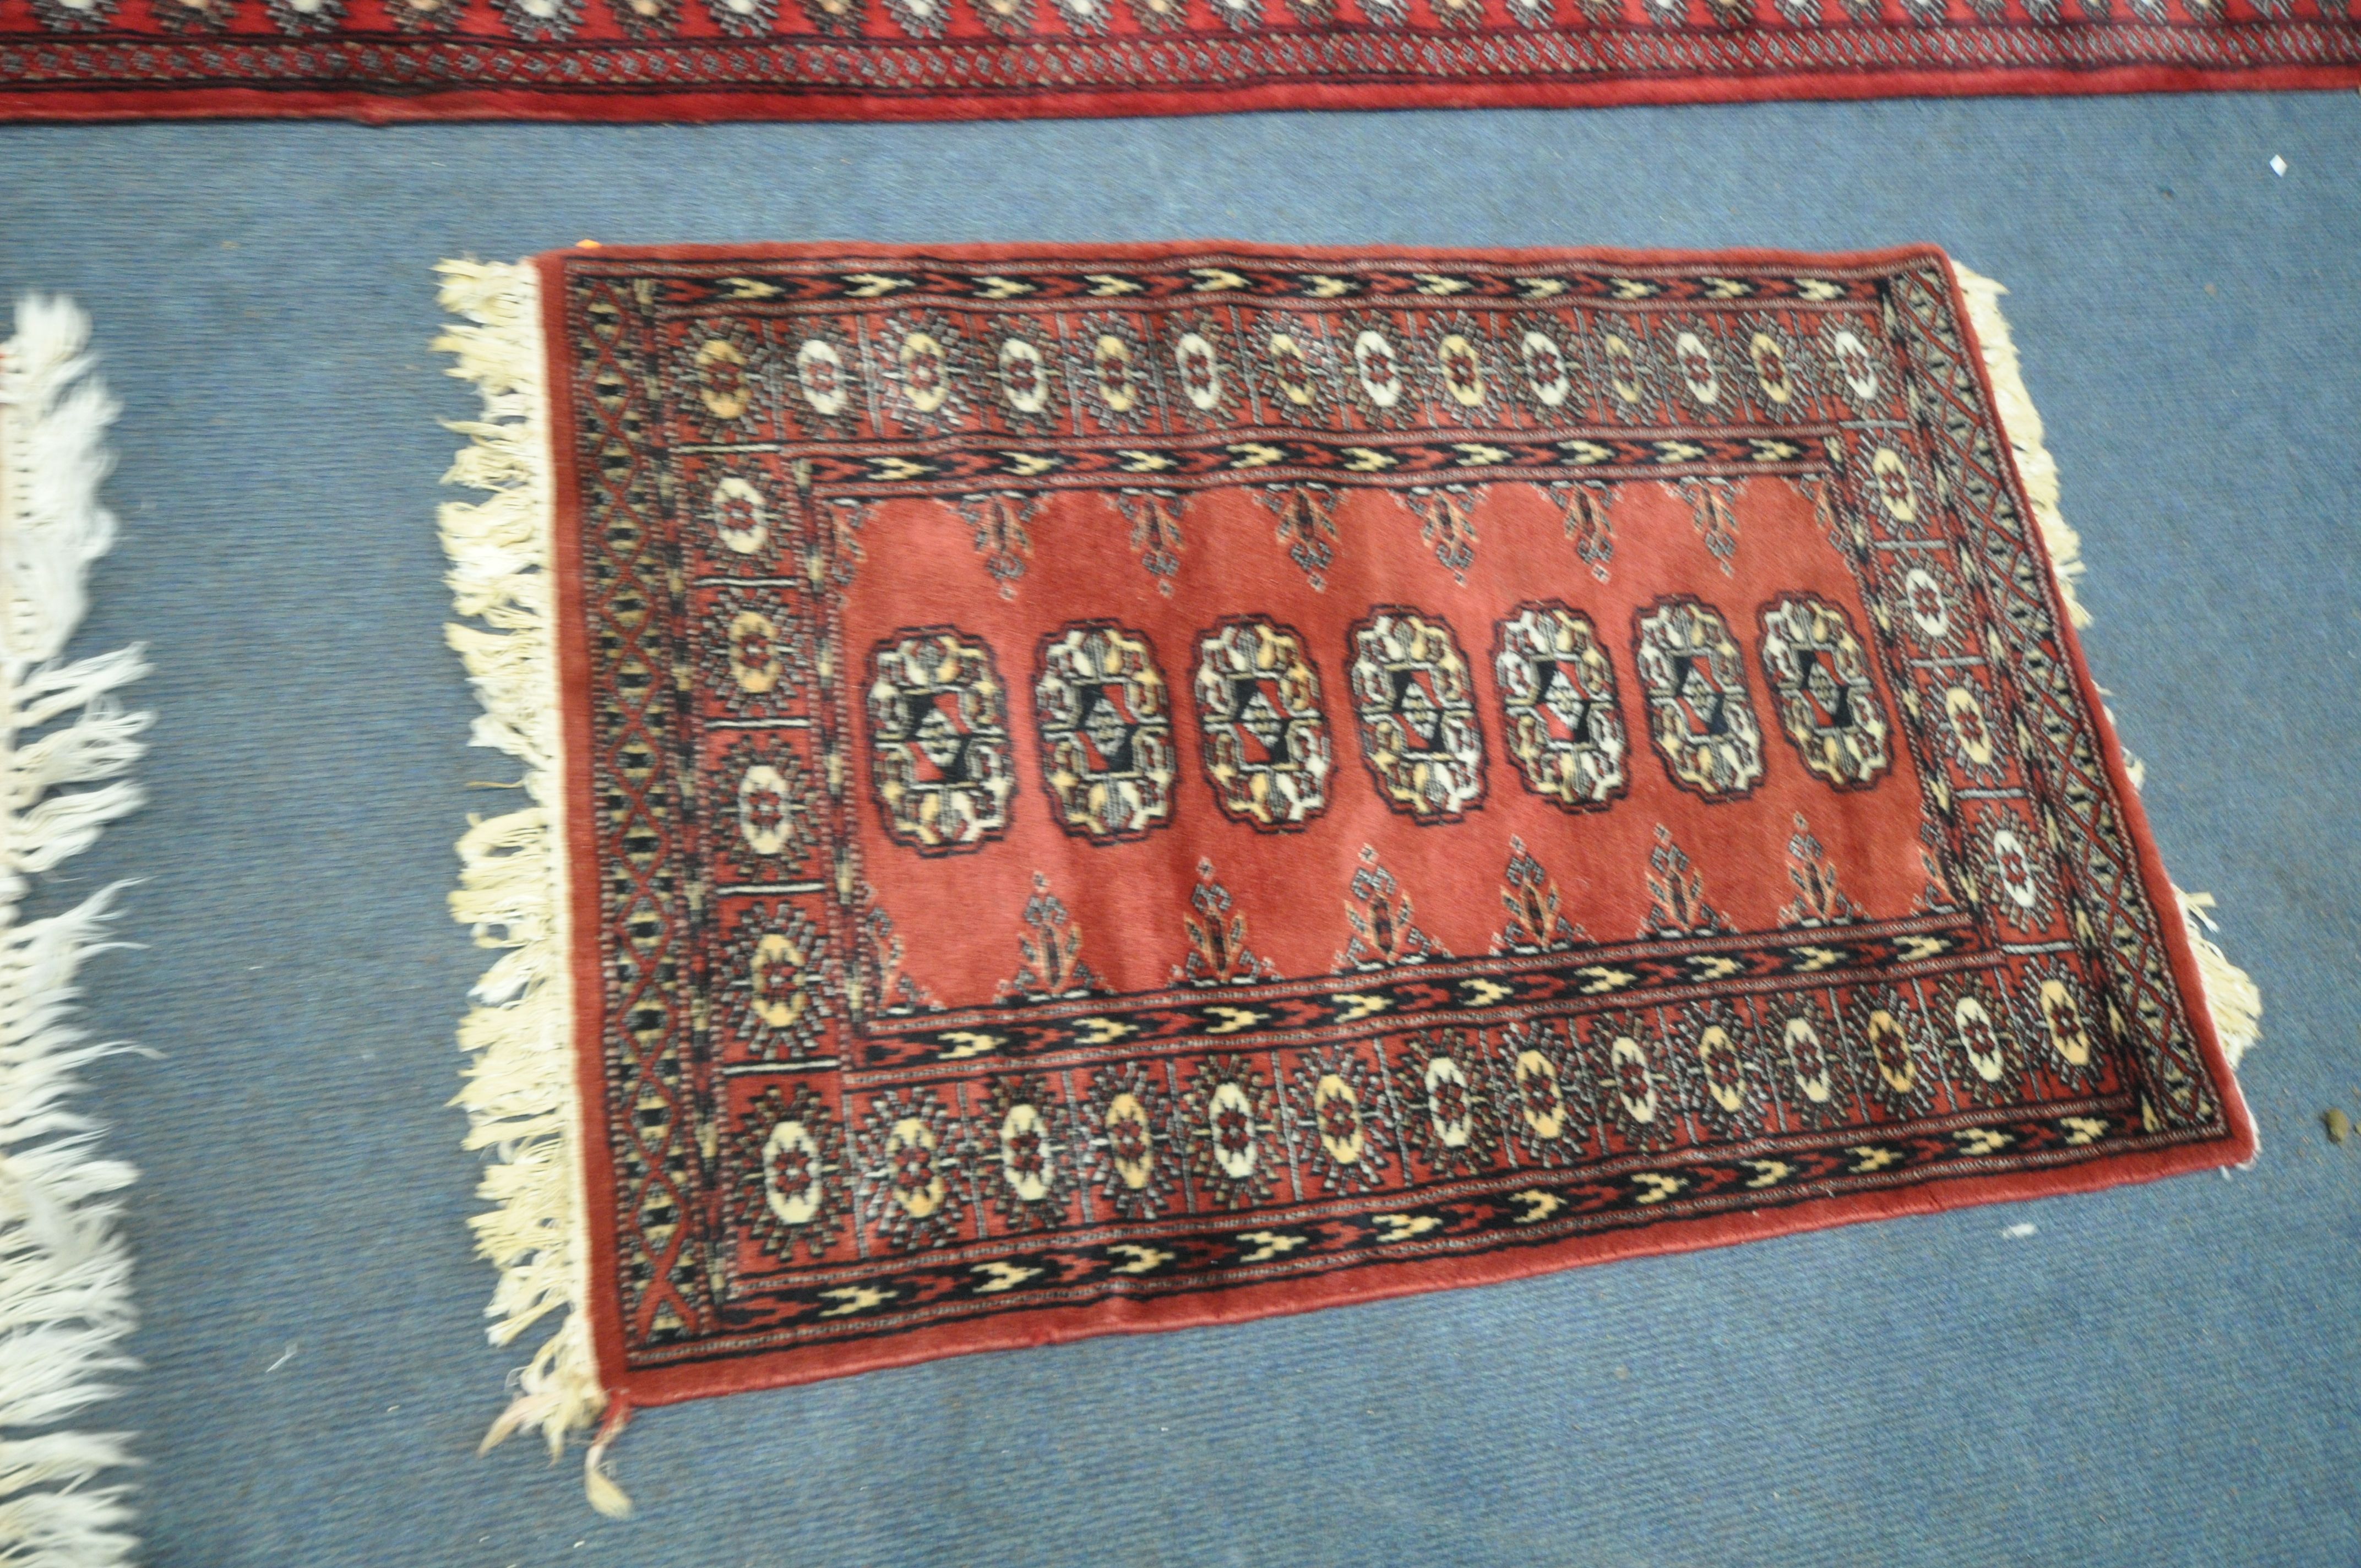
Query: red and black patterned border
[{"left": 2, "top": 3, "right": 2357, "bottom": 119}]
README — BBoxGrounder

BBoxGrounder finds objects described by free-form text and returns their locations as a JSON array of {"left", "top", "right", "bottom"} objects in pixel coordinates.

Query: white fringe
[
  {"left": 1954, "top": 263, "right": 2262, "bottom": 1074},
  {"left": 0, "top": 295, "right": 149, "bottom": 1567},
  {"left": 2177, "top": 892, "right": 2262, "bottom": 1071},
  {"left": 434, "top": 261, "right": 626, "bottom": 1517}
]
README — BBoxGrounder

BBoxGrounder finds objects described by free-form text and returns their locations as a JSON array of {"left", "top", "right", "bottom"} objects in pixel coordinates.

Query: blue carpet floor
[{"left": 3, "top": 94, "right": 2357, "bottom": 1565}]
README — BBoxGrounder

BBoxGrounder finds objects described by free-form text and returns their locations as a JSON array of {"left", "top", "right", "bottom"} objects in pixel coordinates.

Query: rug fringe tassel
[
  {"left": 581, "top": 1398, "right": 634, "bottom": 1519},
  {"left": 1954, "top": 262, "right": 2262, "bottom": 1076},
  {"left": 0, "top": 294, "right": 149, "bottom": 1568},
  {"left": 2177, "top": 893, "right": 2261, "bottom": 1070},
  {"left": 436, "top": 259, "right": 624, "bottom": 1516}
]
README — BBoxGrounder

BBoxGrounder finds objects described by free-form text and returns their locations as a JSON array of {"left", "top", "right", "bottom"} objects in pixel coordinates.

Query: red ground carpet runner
[
  {"left": 466, "top": 242, "right": 2252, "bottom": 1416},
  {"left": 4, "top": 0, "right": 2357, "bottom": 118}
]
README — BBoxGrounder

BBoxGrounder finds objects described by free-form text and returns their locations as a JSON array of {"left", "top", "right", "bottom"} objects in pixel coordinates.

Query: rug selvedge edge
[{"left": 1949, "top": 260, "right": 2261, "bottom": 1079}]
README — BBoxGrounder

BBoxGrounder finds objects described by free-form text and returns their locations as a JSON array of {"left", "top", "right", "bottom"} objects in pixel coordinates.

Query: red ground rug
[
  {"left": 6, "top": 1, "right": 2358, "bottom": 119},
  {"left": 437, "top": 242, "right": 2253, "bottom": 1476}
]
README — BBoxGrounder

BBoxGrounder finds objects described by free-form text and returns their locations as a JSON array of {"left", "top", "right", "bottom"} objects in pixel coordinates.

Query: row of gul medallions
[
  {"left": 735, "top": 855, "right": 2114, "bottom": 1265},
  {"left": 683, "top": 301, "right": 1895, "bottom": 448},
  {"left": 858, "top": 589, "right": 1894, "bottom": 853}
]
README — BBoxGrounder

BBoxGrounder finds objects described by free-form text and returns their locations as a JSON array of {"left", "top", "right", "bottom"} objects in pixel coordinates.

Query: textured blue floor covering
[{"left": 2, "top": 95, "right": 2358, "bottom": 1566}]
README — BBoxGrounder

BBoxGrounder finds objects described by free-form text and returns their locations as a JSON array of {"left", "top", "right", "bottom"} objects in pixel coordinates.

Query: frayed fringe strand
[
  {"left": 2179, "top": 893, "right": 2262, "bottom": 1070},
  {"left": 436, "top": 260, "right": 623, "bottom": 1517},
  {"left": 1952, "top": 262, "right": 2262, "bottom": 1077},
  {"left": 0, "top": 295, "right": 148, "bottom": 1568}
]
